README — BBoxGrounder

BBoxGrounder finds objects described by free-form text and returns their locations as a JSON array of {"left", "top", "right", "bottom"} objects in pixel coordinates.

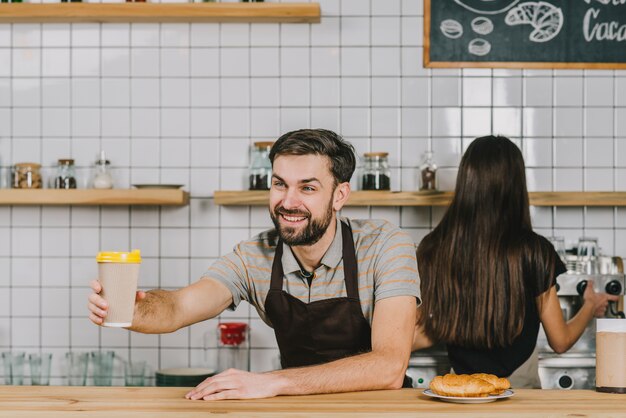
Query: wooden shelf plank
[
  {"left": 0, "top": 189, "right": 189, "bottom": 206},
  {"left": 214, "top": 191, "right": 626, "bottom": 207},
  {"left": 214, "top": 191, "right": 454, "bottom": 206},
  {"left": 0, "top": 3, "right": 320, "bottom": 23}
]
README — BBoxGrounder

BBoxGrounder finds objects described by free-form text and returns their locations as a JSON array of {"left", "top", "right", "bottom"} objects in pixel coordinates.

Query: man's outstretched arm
[{"left": 88, "top": 277, "right": 233, "bottom": 334}]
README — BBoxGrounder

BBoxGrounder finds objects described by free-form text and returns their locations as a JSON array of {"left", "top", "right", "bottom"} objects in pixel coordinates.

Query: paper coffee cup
[
  {"left": 596, "top": 318, "right": 626, "bottom": 393},
  {"left": 96, "top": 250, "right": 142, "bottom": 328}
]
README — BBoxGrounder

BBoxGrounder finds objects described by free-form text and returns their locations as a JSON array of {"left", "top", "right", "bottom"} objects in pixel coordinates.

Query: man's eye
[
  {"left": 273, "top": 181, "right": 285, "bottom": 188},
  {"left": 303, "top": 186, "right": 315, "bottom": 192}
]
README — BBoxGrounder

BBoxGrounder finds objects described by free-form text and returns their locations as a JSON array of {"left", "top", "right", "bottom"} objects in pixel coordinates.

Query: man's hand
[
  {"left": 583, "top": 279, "right": 620, "bottom": 318},
  {"left": 87, "top": 279, "right": 146, "bottom": 326},
  {"left": 185, "top": 369, "right": 284, "bottom": 401}
]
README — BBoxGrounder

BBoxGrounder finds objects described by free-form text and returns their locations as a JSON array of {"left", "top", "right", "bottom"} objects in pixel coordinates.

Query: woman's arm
[
  {"left": 538, "top": 282, "right": 619, "bottom": 354},
  {"left": 411, "top": 307, "right": 434, "bottom": 351}
]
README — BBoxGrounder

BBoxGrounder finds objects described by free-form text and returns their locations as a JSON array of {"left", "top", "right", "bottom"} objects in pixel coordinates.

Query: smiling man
[{"left": 88, "top": 129, "right": 420, "bottom": 400}]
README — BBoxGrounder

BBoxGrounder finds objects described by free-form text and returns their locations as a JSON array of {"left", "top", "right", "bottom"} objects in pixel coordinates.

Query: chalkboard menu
[{"left": 425, "top": 0, "right": 626, "bottom": 68}]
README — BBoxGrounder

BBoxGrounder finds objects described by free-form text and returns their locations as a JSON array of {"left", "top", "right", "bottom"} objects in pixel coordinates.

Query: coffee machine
[{"left": 537, "top": 257, "right": 625, "bottom": 390}]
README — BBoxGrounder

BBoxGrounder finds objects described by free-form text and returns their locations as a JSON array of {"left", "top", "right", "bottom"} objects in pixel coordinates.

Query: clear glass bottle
[
  {"left": 217, "top": 322, "right": 249, "bottom": 372},
  {"left": 92, "top": 151, "right": 113, "bottom": 189},
  {"left": 419, "top": 151, "right": 438, "bottom": 192},
  {"left": 361, "top": 152, "right": 391, "bottom": 191},
  {"left": 54, "top": 159, "right": 77, "bottom": 189},
  {"left": 249, "top": 142, "right": 274, "bottom": 191},
  {"left": 12, "top": 162, "right": 42, "bottom": 189}
]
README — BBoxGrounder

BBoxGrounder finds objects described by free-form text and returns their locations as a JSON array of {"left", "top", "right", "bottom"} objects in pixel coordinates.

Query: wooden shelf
[
  {"left": 0, "top": 189, "right": 189, "bottom": 206},
  {"left": 0, "top": 2, "right": 320, "bottom": 23},
  {"left": 214, "top": 191, "right": 626, "bottom": 207}
]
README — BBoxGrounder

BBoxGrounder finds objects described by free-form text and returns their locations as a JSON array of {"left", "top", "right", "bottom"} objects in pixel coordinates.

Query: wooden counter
[{"left": 0, "top": 386, "right": 624, "bottom": 417}]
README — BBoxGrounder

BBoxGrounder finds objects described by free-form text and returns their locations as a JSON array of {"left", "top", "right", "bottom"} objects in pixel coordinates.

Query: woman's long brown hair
[{"left": 417, "top": 136, "right": 557, "bottom": 349}]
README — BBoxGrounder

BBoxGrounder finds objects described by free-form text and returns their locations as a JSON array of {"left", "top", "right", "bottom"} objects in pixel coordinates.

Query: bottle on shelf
[{"left": 418, "top": 151, "right": 438, "bottom": 193}]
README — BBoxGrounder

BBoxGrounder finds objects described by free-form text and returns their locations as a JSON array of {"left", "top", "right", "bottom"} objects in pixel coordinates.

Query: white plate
[
  {"left": 132, "top": 184, "right": 183, "bottom": 190},
  {"left": 422, "top": 389, "right": 515, "bottom": 404}
]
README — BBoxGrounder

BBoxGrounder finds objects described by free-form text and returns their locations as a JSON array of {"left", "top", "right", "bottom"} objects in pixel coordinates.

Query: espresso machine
[{"left": 537, "top": 256, "right": 625, "bottom": 390}]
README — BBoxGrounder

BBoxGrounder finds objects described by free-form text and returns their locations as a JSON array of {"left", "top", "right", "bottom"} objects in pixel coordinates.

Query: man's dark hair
[{"left": 269, "top": 129, "right": 356, "bottom": 184}]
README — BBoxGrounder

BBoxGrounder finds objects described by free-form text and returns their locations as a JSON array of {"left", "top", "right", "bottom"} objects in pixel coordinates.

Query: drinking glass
[
  {"left": 91, "top": 351, "right": 115, "bottom": 386},
  {"left": 577, "top": 237, "right": 598, "bottom": 257},
  {"left": 2, "top": 352, "right": 25, "bottom": 385},
  {"left": 125, "top": 360, "right": 147, "bottom": 387},
  {"left": 29, "top": 353, "right": 52, "bottom": 386},
  {"left": 66, "top": 352, "right": 89, "bottom": 386},
  {"left": 577, "top": 237, "right": 599, "bottom": 274}
]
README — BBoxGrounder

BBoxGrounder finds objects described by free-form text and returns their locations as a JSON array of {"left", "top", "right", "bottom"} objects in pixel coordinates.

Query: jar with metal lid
[
  {"left": 419, "top": 151, "right": 438, "bottom": 192},
  {"left": 361, "top": 152, "right": 391, "bottom": 191},
  {"left": 216, "top": 322, "right": 250, "bottom": 372},
  {"left": 54, "top": 159, "right": 77, "bottom": 189},
  {"left": 249, "top": 141, "right": 274, "bottom": 191},
  {"left": 12, "top": 162, "right": 42, "bottom": 189},
  {"left": 92, "top": 151, "right": 113, "bottom": 189}
]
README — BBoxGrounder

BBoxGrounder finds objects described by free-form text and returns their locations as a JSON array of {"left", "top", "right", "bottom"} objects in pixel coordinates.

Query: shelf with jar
[
  {"left": 0, "top": 2, "right": 320, "bottom": 24},
  {"left": 220, "top": 145, "right": 626, "bottom": 207},
  {"left": 0, "top": 188, "right": 190, "bottom": 206},
  {"left": 2, "top": 156, "right": 189, "bottom": 206},
  {"left": 213, "top": 191, "right": 626, "bottom": 207}
]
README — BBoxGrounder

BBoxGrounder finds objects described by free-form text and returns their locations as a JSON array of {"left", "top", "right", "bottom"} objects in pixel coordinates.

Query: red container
[{"left": 219, "top": 323, "right": 248, "bottom": 346}]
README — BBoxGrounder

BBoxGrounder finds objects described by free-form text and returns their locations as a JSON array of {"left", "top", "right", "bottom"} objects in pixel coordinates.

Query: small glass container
[
  {"left": 419, "top": 151, "right": 438, "bottom": 192},
  {"left": 54, "top": 159, "right": 77, "bottom": 189},
  {"left": 12, "top": 163, "right": 42, "bottom": 189},
  {"left": 92, "top": 151, "right": 113, "bottom": 189},
  {"left": 249, "top": 141, "right": 274, "bottom": 191},
  {"left": 217, "top": 322, "right": 249, "bottom": 372},
  {"left": 361, "top": 152, "right": 391, "bottom": 191}
]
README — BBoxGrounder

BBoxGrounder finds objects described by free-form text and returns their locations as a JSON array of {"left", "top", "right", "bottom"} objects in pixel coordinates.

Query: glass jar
[
  {"left": 249, "top": 141, "right": 274, "bottom": 191},
  {"left": 92, "top": 151, "right": 113, "bottom": 189},
  {"left": 12, "top": 162, "right": 42, "bottom": 189},
  {"left": 217, "top": 322, "right": 249, "bottom": 372},
  {"left": 54, "top": 159, "right": 77, "bottom": 189},
  {"left": 361, "top": 152, "right": 391, "bottom": 191},
  {"left": 419, "top": 151, "right": 438, "bottom": 192}
]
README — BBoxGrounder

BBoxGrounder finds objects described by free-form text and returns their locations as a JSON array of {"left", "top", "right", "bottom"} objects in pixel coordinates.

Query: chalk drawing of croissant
[
  {"left": 505, "top": 1, "right": 563, "bottom": 43},
  {"left": 454, "top": 0, "right": 520, "bottom": 15}
]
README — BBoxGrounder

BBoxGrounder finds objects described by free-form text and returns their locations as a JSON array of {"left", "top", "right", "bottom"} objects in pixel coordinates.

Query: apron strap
[
  {"left": 340, "top": 221, "right": 359, "bottom": 300},
  {"left": 270, "top": 240, "right": 285, "bottom": 291}
]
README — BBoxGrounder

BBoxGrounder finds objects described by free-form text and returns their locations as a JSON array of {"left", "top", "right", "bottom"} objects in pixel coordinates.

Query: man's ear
[{"left": 333, "top": 182, "right": 351, "bottom": 211}]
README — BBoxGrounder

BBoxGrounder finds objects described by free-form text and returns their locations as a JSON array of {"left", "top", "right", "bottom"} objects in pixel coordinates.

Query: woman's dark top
[{"left": 446, "top": 241, "right": 567, "bottom": 377}]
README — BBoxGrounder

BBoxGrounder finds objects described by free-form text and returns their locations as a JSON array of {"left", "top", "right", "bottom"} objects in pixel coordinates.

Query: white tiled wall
[{"left": 1, "top": 0, "right": 625, "bottom": 385}]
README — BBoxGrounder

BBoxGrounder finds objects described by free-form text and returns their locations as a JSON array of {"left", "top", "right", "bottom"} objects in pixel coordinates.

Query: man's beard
[{"left": 270, "top": 198, "right": 334, "bottom": 246}]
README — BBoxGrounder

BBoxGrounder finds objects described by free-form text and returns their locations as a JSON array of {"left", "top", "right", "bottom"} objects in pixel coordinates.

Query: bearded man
[{"left": 88, "top": 129, "right": 420, "bottom": 400}]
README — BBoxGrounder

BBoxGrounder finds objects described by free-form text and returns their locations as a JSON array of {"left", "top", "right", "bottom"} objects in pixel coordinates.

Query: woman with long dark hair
[{"left": 413, "top": 135, "right": 618, "bottom": 388}]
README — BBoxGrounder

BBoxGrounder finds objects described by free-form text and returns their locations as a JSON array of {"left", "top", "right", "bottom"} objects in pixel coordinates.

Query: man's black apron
[{"left": 264, "top": 221, "right": 412, "bottom": 387}]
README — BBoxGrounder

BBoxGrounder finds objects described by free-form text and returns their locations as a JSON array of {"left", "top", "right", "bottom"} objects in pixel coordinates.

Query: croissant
[
  {"left": 429, "top": 374, "right": 495, "bottom": 397},
  {"left": 471, "top": 373, "right": 511, "bottom": 395}
]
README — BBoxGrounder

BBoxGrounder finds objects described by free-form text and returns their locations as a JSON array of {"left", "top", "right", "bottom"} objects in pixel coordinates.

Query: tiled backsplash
[{"left": 0, "top": 0, "right": 625, "bottom": 385}]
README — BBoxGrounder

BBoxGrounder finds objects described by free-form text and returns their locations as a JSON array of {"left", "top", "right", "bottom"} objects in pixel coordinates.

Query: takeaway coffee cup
[
  {"left": 96, "top": 250, "right": 142, "bottom": 327},
  {"left": 596, "top": 318, "right": 626, "bottom": 393}
]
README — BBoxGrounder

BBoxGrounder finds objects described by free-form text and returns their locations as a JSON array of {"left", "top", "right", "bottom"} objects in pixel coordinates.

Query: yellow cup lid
[{"left": 96, "top": 250, "right": 142, "bottom": 263}]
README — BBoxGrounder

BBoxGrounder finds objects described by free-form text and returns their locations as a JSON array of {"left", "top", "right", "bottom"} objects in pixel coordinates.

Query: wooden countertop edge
[{"left": 0, "top": 387, "right": 623, "bottom": 417}]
